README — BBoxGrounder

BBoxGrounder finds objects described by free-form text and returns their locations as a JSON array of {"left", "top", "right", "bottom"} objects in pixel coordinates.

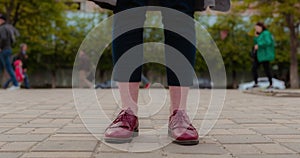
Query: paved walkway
[{"left": 0, "top": 89, "right": 300, "bottom": 158}]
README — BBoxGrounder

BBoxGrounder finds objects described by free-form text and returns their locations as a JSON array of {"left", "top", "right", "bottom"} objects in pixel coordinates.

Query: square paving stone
[
  {"left": 163, "top": 143, "right": 227, "bottom": 154},
  {"left": 281, "top": 142, "right": 300, "bottom": 152},
  {"left": 232, "top": 119, "right": 273, "bottom": 124},
  {"left": 94, "top": 151, "right": 164, "bottom": 158},
  {"left": 32, "top": 140, "right": 98, "bottom": 152},
  {"left": 48, "top": 134, "right": 96, "bottom": 141},
  {"left": 56, "top": 127, "right": 90, "bottom": 134},
  {"left": 6, "top": 128, "right": 35, "bottom": 134},
  {"left": 237, "top": 154, "right": 300, "bottom": 158},
  {"left": 98, "top": 143, "right": 131, "bottom": 153},
  {"left": 131, "top": 134, "right": 159, "bottom": 143},
  {"left": 129, "top": 143, "right": 161, "bottom": 152},
  {"left": 214, "top": 135, "right": 272, "bottom": 144},
  {"left": 21, "top": 152, "right": 92, "bottom": 158},
  {"left": 0, "top": 134, "right": 49, "bottom": 142},
  {"left": 0, "top": 152, "right": 22, "bottom": 158},
  {"left": 166, "top": 154, "right": 233, "bottom": 158},
  {"left": 251, "top": 127, "right": 300, "bottom": 135},
  {"left": 224, "top": 144, "right": 261, "bottom": 154},
  {"left": 253, "top": 144, "right": 295, "bottom": 154},
  {"left": 0, "top": 142, "right": 36, "bottom": 151}
]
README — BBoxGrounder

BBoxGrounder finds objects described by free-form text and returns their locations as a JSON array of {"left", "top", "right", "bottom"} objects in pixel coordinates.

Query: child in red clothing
[{"left": 13, "top": 60, "right": 24, "bottom": 83}]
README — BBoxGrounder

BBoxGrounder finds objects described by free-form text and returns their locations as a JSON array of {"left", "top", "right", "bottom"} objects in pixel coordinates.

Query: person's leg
[
  {"left": 262, "top": 61, "right": 273, "bottom": 86},
  {"left": 3, "top": 78, "right": 12, "bottom": 89},
  {"left": 83, "top": 71, "right": 93, "bottom": 88},
  {"left": 161, "top": 0, "right": 199, "bottom": 145},
  {"left": 79, "top": 70, "right": 85, "bottom": 88},
  {"left": 252, "top": 58, "right": 259, "bottom": 85},
  {"left": 161, "top": 0, "right": 196, "bottom": 112},
  {"left": 112, "top": 0, "right": 147, "bottom": 113},
  {"left": 104, "top": 0, "right": 146, "bottom": 143},
  {"left": 79, "top": 70, "right": 93, "bottom": 88},
  {"left": 0, "top": 54, "right": 4, "bottom": 86},
  {"left": 169, "top": 86, "right": 189, "bottom": 113},
  {"left": 141, "top": 74, "right": 151, "bottom": 88},
  {"left": 0, "top": 54, "right": 3, "bottom": 74},
  {"left": 23, "top": 73, "right": 30, "bottom": 89},
  {"left": 118, "top": 82, "right": 139, "bottom": 115},
  {"left": 2, "top": 50, "right": 18, "bottom": 87},
  {"left": 141, "top": 74, "right": 149, "bottom": 85}
]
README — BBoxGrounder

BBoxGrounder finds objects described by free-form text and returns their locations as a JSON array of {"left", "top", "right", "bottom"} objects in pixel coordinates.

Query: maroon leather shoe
[
  {"left": 168, "top": 110, "right": 199, "bottom": 145},
  {"left": 104, "top": 108, "right": 139, "bottom": 143}
]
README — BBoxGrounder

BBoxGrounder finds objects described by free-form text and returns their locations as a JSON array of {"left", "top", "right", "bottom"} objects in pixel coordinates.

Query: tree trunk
[
  {"left": 286, "top": 14, "right": 299, "bottom": 89},
  {"left": 4, "top": 0, "right": 14, "bottom": 24},
  {"left": 232, "top": 69, "right": 238, "bottom": 89},
  {"left": 12, "top": 2, "right": 21, "bottom": 26}
]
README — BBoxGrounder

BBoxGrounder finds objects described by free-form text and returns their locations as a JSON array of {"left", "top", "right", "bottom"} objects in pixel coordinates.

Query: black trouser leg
[
  {"left": 112, "top": 0, "right": 147, "bottom": 82},
  {"left": 161, "top": 0, "right": 196, "bottom": 87},
  {"left": 262, "top": 61, "right": 272, "bottom": 85},
  {"left": 112, "top": 0, "right": 196, "bottom": 86},
  {"left": 252, "top": 58, "right": 259, "bottom": 85}
]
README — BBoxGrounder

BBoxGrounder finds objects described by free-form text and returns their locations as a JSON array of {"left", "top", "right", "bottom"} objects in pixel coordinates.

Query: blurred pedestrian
[
  {"left": 78, "top": 51, "right": 93, "bottom": 88},
  {"left": 4, "top": 43, "right": 30, "bottom": 89},
  {"left": 13, "top": 60, "right": 24, "bottom": 83},
  {"left": 0, "top": 14, "right": 19, "bottom": 90},
  {"left": 252, "top": 22, "right": 275, "bottom": 89},
  {"left": 141, "top": 74, "right": 150, "bottom": 88}
]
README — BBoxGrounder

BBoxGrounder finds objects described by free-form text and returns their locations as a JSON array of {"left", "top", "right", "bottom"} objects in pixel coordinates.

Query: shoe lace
[
  {"left": 113, "top": 110, "right": 134, "bottom": 128},
  {"left": 172, "top": 110, "right": 193, "bottom": 129}
]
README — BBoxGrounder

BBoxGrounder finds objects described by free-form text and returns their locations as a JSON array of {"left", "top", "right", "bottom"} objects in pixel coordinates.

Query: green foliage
[
  {"left": 0, "top": 0, "right": 105, "bottom": 87},
  {"left": 0, "top": 0, "right": 75, "bottom": 71},
  {"left": 210, "top": 14, "right": 253, "bottom": 72},
  {"left": 233, "top": 0, "right": 300, "bottom": 87}
]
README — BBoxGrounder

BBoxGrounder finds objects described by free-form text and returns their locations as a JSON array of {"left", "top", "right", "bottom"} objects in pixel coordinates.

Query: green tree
[
  {"left": 237, "top": 0, "right": 300, "bottom": 88},
  {"left": 0, "top": 0, "right": 103, "bottom": 88},
  {"left": 209, "top": 14, "right": 253, "bottom": 88}
]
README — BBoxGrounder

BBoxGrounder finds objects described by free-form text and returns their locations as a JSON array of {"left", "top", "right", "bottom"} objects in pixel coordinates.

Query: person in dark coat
[
  {"left": 0, "top": 14, "right": 19, "bottom": 90},
  {"left": 78, "top": 51, "right": 93, "bottom": 88}
]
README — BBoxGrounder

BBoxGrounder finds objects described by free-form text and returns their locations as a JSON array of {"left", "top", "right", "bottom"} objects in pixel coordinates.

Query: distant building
[{"left": 71, "top": 0, "right": 103, "bottom": 12}]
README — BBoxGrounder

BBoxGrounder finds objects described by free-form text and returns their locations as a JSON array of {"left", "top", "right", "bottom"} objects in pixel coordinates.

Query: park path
[{"left": 0, "top": 89, "right": 299, "bottom": 158}]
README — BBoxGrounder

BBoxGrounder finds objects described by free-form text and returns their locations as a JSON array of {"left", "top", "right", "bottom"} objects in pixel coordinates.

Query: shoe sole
[
  {"left": 172, "top": 139, "right": 199, "bottom": 146},
  {"left": 104, "top": 129, "right": 139, "bottom": 144},
  {"left": 168, "top": 129, "right": 199, "bottom": 146}
]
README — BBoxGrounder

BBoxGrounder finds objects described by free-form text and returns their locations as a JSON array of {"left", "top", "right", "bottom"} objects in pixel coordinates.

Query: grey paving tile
[
  {"left": 232, "top": 118, "right": 273, "bottom": 124},
  {"left": 166, "top": 154, "right": 233, "bottom": 158},
  {"left": 281, "top": 142, "right": 300, "bottom": 152},
  {"left": 0, "top": 134, "right": 49, "bottom": 142},
  {"left": 0, "top": 152, "right": 22, "bottom": 158},
  {"left": 224, "top": 144, "right": 261, "bottom": 154},
  {"left": 251, "top": 127, "right": 300, "bottom": 135},
  {"left": 32, "top": 140, "right": 98, "bottom": 152},
  {"left": 214, "top": 135, "right": 273, "bottom": 144},
  {"left": 94, "top": 151, "right": 164, "bottom": 158},
  {"left": 163, "top": 143, "right": 227, "bottom": 154},
  {"left": 21, "top": 152, "right": 92, "bottom": 158},
  {"left": 254, "top": 144, "right": 295, "bottom": 154},
  {"left": 0, "top": 142, "right": 36, "bottom": 151},
  {"left": 237, "top": 155, "right": 300, "bottom": 158}
]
